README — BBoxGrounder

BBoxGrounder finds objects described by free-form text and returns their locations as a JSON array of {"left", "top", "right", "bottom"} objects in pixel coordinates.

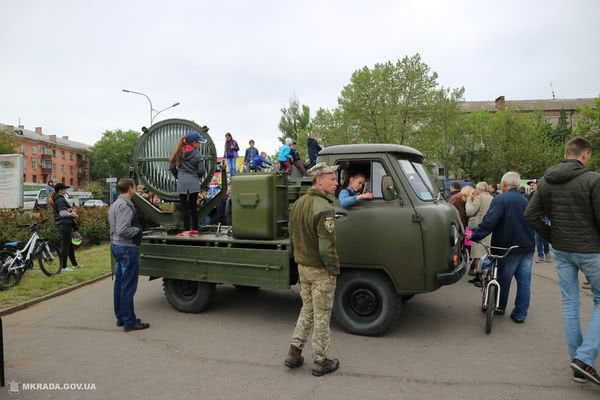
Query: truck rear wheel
[
  {"left": 333, "top": 270, "right": 401, "bottom": 336},
  {"left": 163, "top": 278, "right": 215, "bottom": 313}
]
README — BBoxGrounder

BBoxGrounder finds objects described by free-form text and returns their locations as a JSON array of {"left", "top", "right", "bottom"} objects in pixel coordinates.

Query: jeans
[
  {"left": 535, "top": 232, "right": 550, "bottom": 258},
  {"left": 554, "top": 250, "right": 600, "bottom": 366},
  {"left": 227, "top": 157, "right": 237, "bottom": 176},
  {"left": 112, "top": 244, "right": 140, "bottom": 328},
  {"left": 496, "top": 252, "right": 533, "bottom": 320}
]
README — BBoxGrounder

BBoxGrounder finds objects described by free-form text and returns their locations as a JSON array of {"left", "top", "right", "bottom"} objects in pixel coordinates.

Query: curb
[{"left": 0, "top": 273, "right": 112, "bottom": 317}]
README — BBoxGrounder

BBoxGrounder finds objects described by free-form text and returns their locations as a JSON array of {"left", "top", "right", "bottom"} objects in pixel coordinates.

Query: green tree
[
  {"left": 83, "top": 181, "right": 105, "bottom": 199},
  {"left": 546, "top": 109, "right": 572, "bottom": 145},
  {"left": 278, "top": 96, "right": 313, "bottom": 159},
  {"left": 90, "top": 129, "right": 140, "bottom": 180},
  {"left": 575, "top": 98, "right": 600, "bottom": 170},
  {"left": 336, "top": 54, "right": 445, "bottom": 145},
  {"left": 0, "top": 128, "right": 17, "bottom": 154}
]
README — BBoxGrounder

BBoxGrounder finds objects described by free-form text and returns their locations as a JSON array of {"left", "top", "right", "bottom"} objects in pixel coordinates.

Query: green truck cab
[{"left": 133, "top": 119, "right": 466, "bottom": 336}]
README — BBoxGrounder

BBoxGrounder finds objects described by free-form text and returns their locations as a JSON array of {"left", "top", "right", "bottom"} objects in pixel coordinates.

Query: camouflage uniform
[{"left": 289, "top": 174, "right": 340, "bottom": 363}]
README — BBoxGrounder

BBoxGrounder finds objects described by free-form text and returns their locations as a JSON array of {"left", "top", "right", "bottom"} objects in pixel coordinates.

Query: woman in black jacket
[{"left": 52, "top": 183, "right": 81, "bottom": 272}]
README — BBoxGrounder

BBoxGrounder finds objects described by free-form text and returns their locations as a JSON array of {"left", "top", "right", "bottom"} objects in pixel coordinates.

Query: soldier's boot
[
  {"left": 284, "top": 345, "right": 304, "bottom": 369},
  {"left": 312, "top": 358, "right": 339, "bottom": 377}
]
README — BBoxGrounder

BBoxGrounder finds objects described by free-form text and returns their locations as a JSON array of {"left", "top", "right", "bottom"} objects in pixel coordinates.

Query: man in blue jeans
[
  {"left": 108, "top": 178, "right": 149, "bottom": 332},
  {"left": 526, "top": 137, "right": 600, "bottom": 385},
  {"left": 469, "top": 171, "right": 535, "bottom": 323}
]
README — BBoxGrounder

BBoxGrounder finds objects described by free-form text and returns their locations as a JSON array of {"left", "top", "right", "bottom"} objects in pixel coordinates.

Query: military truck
[{"left": 132, "top": 119, "right": 466, "bottom": 336}]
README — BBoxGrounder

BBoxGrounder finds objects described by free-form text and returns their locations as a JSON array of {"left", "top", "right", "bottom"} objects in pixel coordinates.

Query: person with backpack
[{"left": 169, "top": 130, "right": 207, "bottom": 237}]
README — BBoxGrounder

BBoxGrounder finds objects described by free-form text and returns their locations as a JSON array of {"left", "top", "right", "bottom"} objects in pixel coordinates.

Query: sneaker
[
  {"left": 570, "top": 359, "right": 600, "bottom": 385},
  {"left": 61, "top": 267, "right": 74, "bottom": 273},
  {"left": 176, "top": 231, "right": 192, "bottom": 237},
  {"left": 72, "top": 264, "right": 83, "bottom": 269},
  {"left": 188, "top": 230, "right": 200, "bottom": 236},
  {"left": 124, "top": 322, "right": 150, "bottom": 332},
  {"left": 573, "top": 370, "right": 588, "bottom": 384},
  {"left": 510, "top": 315, "right": 525, "bottom": 323},
  {"left": 468, "top": 273, "right": 482, "bottom": 285}
]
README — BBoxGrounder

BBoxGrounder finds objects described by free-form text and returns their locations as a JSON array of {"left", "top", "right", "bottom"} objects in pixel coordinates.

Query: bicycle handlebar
[{"left": 476, "top": 242, "right": 519, "bottom": 259}]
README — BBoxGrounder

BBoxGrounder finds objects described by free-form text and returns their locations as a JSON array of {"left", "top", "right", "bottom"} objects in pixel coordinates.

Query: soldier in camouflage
[{"left": 284, "top": 162, "right": 341, "bottom": 377}]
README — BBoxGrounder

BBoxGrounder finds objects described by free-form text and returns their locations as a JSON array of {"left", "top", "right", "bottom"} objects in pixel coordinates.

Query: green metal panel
[
  {"left": 231, "top": 173, "right": 289, "bottom": 240},
  {"left": 139, "top": 242, "right": 290, "bottom": 289}
]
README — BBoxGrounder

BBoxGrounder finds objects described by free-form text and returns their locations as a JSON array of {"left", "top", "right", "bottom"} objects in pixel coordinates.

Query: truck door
[{"left": 332, "top": 156, "right": 425, "bottom": 291}]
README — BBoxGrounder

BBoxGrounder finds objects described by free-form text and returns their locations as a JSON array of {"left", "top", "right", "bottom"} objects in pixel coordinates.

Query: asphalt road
[{"left": 2, "top": 262, "right": 598, "bottom": 400}]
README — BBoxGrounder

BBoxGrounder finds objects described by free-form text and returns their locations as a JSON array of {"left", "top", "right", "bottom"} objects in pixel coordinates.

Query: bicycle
[
  {"left": 0, "top": 224, "right": 60, "bottom": 290},
  {"left": 477, "top": 242, "right": 519, "bottom": 334}
]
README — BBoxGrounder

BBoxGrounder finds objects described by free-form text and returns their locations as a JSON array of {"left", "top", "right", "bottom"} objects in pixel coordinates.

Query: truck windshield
[{"left": 398, "top": 159, "right": 437, "bottom": 201}]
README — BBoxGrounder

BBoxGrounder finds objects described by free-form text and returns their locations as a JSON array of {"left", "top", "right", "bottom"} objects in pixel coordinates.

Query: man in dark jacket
[
  {"left": 525, "top": 137, "right": 600, "bottom": 385},
  {"left": 469, "top": 171, "right": 535, "bottom": 323},
  {"left": 52, "top": 183, "right": 81, "bottom": 272},
  {"left": 306, "top": 132, "right": 322, "bottom": 170}
]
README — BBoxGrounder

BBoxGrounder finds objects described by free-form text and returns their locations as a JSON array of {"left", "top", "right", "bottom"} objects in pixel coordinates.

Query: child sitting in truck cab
[{"left": 338, "top": 172, "right": 374, "bottom": 209}]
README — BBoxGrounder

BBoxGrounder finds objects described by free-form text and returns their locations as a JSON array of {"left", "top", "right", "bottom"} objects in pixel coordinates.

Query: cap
[
  {"left": 527, "top": 180, "right": 538, "bottom": 185},
  {"left": 307, "top": 162, "right": 339, "bottom": 178},
  {"left": 54, "top": 183, "right": 70, "bottom": 192},
  {"left": 185, "top": 130, "right": 208, "bottom": 144}
]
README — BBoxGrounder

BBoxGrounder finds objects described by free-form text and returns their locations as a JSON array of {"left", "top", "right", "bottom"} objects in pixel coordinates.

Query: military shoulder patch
[{"left": 324, "top": 215, "right": 335, "bottom": 233}]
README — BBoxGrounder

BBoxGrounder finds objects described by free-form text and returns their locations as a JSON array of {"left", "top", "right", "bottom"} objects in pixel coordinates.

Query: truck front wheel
[
  {"left": 333, "top": 270, "right": 401, "bottom": 336},
  {"left": 163, "top": 278, "right": 215, "bottom": 313}
]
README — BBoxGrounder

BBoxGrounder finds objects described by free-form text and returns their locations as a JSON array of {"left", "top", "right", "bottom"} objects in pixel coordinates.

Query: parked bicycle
[
  {"left": 0, "top": 224, "right": 60, "bottom": 289},
  {"left": 477, "top": 242, "right": 519, "bottom": 334}
]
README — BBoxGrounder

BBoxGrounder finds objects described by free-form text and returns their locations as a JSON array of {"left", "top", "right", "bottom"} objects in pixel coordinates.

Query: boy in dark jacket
[
  {"left": 469, "top": 171, "right": 535, "bottom": 323},
  {"left": 525, "top": 137, "right": 600, "bottom": 385},
  {"left": 306, "top": 132, "right": 322, "bottom": 170},
  {"left": 244, "top": 140, "right": 259, "bottom": 168}
]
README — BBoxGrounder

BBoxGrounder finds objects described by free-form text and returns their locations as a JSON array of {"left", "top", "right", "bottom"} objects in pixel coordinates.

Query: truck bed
[{"left": 139, "top": 227, "right": 293, "bottom": 289}]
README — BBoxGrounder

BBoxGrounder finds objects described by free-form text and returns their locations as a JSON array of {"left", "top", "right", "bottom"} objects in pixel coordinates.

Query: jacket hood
[
  {"left": 544, "top": 159, "right": 588, "bottom": 184},
  {"left": 183, "top": 149, "right": 198, "bottom": 160}
]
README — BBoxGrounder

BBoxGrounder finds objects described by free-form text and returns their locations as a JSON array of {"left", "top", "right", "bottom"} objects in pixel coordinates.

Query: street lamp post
[{"left": 122, "top": 89, "right": 180, "bottom": 126}]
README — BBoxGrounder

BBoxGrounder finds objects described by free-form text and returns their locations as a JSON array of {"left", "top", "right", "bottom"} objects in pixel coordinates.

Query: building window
[
  {"left": 52, "top": 149, "right": 56, "bottom": 157},
  {"left": 23, "top": 174, "right": 26, "bottom": 182},
  {"left": 31, "top": 159, "right": 37, "bottom": 169},
  {"left": 32, "top": 146, "right": 37, "bottom": 154},
  {"left": 70, "top": 178, "right": 73, "bottom": 185},
  {"left": 69, "top": 165, "right": 73, "bottom": 173},
  {"left": 61, "top": 151, "right": 65, "bottom": 160},
  {"left": 70, "top": 153, "right": 73, "bottom": 161},
  {"left": 41, "top": 160, "right": 52, "bottom": 169},
  {"left": 32, "top": 175, "right": 37, "bottom": 183},
  {"left": 21, "top": 144, "right": 26, "bottom": 154},
  {"left": 78, "top": 166, "right": 83, "bottom": 174},
  {"left": 61, "top": 165, "right": 65, "bottom": 173},
  {"left": 52, "top": 163, "right": 56, "bottom": 171}
]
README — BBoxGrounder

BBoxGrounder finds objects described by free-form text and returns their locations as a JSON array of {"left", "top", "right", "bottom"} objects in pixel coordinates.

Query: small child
[{"left": 249, "top": 152, "right": 273, "bottom": 172}]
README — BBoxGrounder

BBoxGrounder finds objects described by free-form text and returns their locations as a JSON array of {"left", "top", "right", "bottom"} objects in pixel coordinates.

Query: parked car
[{"left": 83, "top": 199, "right": 107, "bottom": 208}]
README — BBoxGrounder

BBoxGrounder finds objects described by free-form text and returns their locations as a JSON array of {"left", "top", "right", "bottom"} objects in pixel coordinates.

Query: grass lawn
[{"left": 0, "top": 243, "right": 111, "bottom": 310}]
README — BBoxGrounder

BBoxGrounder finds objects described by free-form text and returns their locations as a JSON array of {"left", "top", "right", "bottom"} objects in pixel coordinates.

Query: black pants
[
  {"left": 58, "top": 225, "right": 77, "bottom": 269},
  {"left": 179, "top": 192, "right": 199, "bottom": 231}
]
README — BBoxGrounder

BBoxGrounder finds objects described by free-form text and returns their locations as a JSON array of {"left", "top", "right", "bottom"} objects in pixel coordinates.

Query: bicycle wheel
[
  {"left": 38, "top": 244, "right": 61, "bottom": 276},
  {"left": 0, "top": 251, "right": 23, "bottom": 290},
  {"left": 485, "top": 284, "right": 497, "bottom": 335}
]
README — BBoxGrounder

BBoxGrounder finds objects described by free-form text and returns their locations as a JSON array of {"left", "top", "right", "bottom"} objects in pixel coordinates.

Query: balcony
[
  {"left": 41, "top": 167, "right": 52, "bottom": 174},
  {"left": 41, "top": 153, "right": 52, "bottom": 160}
]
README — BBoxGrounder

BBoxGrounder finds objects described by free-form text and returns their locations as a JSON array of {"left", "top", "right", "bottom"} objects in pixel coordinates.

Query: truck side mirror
[{"left": 381, "top": 175, "right": 396, "bottom": 201}]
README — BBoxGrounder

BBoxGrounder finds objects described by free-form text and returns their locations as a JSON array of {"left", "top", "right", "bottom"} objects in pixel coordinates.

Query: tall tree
[
  {"left": 575, "top": 98, "right": 600, "bottom": 170},
  {"left": 0, "top": 128, "right": 17, "bottom": 154},
  {"left": 278, "top": 96, "right": 313, "bottom": 158},
  {"left": 90, "top": 129, "right": 140, "bottom": 180},
  {"left": 337, "top": 54, "right": 443, "bottom": 145},
  {"left": 546, "top": 109, "right": 572, "bottom": 145}
]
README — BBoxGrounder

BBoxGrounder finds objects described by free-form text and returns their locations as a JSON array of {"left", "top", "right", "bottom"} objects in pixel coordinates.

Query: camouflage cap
[{"left": 307, "top": 162, "right": 339, "bottom": 178}]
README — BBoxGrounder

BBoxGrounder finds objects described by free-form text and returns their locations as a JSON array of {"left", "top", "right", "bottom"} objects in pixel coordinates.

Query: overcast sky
[{"left": 1, "top": 0, "right": 599, "bottom": 154}]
